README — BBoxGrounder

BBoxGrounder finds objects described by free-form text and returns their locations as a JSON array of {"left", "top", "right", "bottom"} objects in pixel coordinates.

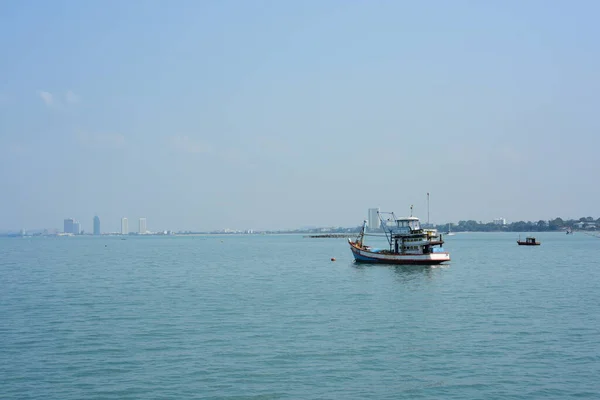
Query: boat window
[{"left": 409, "top": 220, "right": 420, "bottom": 230}]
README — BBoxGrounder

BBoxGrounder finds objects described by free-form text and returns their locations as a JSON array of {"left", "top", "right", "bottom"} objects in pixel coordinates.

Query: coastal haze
[
  {"left": 1, "top": 1, "right": 599, "bottom": 231},
  {"left": 3, "top": 3, "right": 600, "bottom": 398}
]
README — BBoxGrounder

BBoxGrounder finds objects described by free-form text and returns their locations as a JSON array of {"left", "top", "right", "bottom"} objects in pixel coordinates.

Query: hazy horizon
[
  {"left": 1, "top": 1, "right": 599, "bottom": 232},
  {"left": 2, "top": 203, "right": 597, "bottom": 234}
]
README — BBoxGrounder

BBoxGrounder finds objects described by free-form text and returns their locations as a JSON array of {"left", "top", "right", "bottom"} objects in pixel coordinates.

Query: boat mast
[
  {"left": 427, "top": 192, "right": 430, "bottom": 227},
  {"left": 356, "top": 220, "right": 367, "bottom": 246},
  {"left": 378, "top": 211, "right": 393, "bottom": 250}
]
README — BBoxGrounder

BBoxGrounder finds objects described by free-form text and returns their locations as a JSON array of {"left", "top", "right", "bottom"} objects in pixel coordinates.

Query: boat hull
[
  {"left": 349, "top": 241, "right": 450, "bottom": 265},
  {"left": 517, "top": 241, "right": 540, "bottom": 246}
]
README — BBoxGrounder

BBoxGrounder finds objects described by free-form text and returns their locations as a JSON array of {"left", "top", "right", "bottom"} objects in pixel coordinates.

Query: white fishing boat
[{"left": 348, "top": 211, "right": 450, "bottom": 265}]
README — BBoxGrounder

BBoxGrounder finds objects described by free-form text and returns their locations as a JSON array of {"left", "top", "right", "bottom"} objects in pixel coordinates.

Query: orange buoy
[{"left": 331, "top": 257, "right": 336, "bottom": 261}]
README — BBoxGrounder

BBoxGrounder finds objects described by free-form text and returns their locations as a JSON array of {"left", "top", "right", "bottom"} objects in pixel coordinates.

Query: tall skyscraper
[
  {"left": 72, "top": 221, "right": 81, "bottom": 235},
  {"left": 368, "top": 208, "right": 381, "bottom": 231},
  {"left": 93, "top": 216, "right": 101, "bottom": 235},
  {"left": 139, "top": 218, "right": 147, "bottom": 234},
  {"left": 121, "top": 218, "right": 128, "bottom": 235},
  {"left": 64, "top": 218, "right": 74, "bottom": 234}
]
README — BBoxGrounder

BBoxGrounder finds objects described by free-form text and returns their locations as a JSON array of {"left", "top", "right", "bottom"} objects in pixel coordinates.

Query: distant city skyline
[
  {"left": 5, "top": 213, "right": 598, "bottom": 237},
  {"left": 121, "top": 218, "right": 128, "bottom": 235},
  {"left": 1, "top": 2, "right": 599, "bottom": 231},
  {"left": 367, "top": 208, "right": 381, "bottom": 232},
  {"left": 59, "top": 215, "right": 152, "bottom": 234},
  {"left": 63, "top": 218, "right": 77, "bottom": 235},
  {"left": 93, "top": 216, "right": 100, "bottom": 235},
  {"left": 139, "top": 218, "right": 147, "bottom": 234},
  {"left": 32, "top": 211, "right": 600, "bottom": 235},
  {"left": 37, "top": 198, "right": 600, "bottom": 235}
]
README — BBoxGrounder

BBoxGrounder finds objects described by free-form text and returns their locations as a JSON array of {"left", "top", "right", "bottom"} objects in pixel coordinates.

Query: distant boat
[
  {"left": 348, "top": 212, "right": 450, "bottom": 265},
  {"left": 445, "top": 223, "right": 455, "bottom": 236},
  {"left": 517, "top": 236, "right": 540, "bottom": 246},
  {"left": 566, "top": 227, "right": 573, "bottom": 235}
]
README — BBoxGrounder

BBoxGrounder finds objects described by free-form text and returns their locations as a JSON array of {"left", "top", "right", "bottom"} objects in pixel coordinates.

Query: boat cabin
[
  {"left": 517, "top": 236, "right": 540, "bottom": 245},
  {"left": 390, "top": 217, "right": 421, "bottom": 234}
]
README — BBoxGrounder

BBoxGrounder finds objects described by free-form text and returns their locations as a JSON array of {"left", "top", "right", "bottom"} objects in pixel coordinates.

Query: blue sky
[{"left": 1, "top": 0, "right": 599, "bottom": 232}]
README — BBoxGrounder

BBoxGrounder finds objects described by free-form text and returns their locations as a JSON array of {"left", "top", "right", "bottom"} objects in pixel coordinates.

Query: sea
[{"left": 1, "top": 232, "right": 599, "bottom": 399}]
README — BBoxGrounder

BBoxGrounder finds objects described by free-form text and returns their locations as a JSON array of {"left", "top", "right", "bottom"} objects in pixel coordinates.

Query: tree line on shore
[
  {"left": 435, "top": 217, "right": 598, "bottom": 233},
  {"left": 273, "top": 216, "right": 599, "bottom": 234}
]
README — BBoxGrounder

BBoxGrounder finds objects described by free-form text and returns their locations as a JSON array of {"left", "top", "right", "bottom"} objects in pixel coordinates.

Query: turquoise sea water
[{"left": 1, "top": 232, "right": 600, "bottom": 399}]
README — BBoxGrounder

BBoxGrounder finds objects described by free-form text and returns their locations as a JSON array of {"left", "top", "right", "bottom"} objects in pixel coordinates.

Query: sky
[{"left": 1, "top": 0, "right": 599, "bottom": 232}]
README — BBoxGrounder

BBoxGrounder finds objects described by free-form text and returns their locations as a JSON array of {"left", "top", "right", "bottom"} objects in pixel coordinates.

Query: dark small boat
[{"left": 517, "top": 236, "right": 540, "bottom": 246}]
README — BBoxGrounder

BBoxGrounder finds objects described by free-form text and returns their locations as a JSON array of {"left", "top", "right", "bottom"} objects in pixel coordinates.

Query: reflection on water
[
  {"left": 351, "top": 261, "right": 449, "bottom": 282},
  {"left": 392, "top": 264, "right": 444, "bottom": 282}
]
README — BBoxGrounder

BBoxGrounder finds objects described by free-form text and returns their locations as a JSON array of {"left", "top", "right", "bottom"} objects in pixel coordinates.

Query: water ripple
[{"left": 1, "top": 233, "right": 600, "bottom": 399}]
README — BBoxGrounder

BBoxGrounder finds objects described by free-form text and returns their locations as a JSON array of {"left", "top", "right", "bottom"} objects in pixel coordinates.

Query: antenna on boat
[
  {"left": 427, "top": 192, "right": 430, "bottom": 227},
  {"left": 410, "top": 205, "right": 413, "bottom": 217}
]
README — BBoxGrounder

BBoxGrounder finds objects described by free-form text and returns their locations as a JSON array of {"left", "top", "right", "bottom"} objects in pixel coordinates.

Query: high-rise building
[
  {"left": 139, "top": 218, "right": 147, "bottom": 234},
  {"left": 368, "top": 208, "right": 381, "bottom": 231},
  {"left": 121, "top": 218, "right": 128, "bottom": 235},
  {"left": 72, "top": 221, "right": 81, "bottom": 235},
  {"left": 64, "top": 218, "right": 74, "bottom": 234},
  {"left": 93, "top": 216, "right": 101, "bottom": 235}
]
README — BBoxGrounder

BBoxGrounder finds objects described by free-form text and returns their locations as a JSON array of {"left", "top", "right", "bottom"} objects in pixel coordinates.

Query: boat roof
[{"left": 396, "top": 217, "right": 420, "bottom": 222}]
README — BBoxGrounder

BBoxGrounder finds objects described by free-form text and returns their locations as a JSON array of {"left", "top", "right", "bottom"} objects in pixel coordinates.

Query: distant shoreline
[{"left": 0, "top": 230, "right": 596, "bottom": 239}]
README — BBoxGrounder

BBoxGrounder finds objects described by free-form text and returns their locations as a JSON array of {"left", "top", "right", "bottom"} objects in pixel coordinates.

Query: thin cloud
[
  {"left": 38, "top": 90, "right": 81, "bottom": 108},
  {"left": 76, "top": 131, "right": 126, "bottom": 149},
  {"left": 65, "top": 90, "right": 80, "bottom": 104},
  {"left": 38, "top": 91, "right": 55, "bottom": 107},
  {"left": 171, "top": 135, "right": 214, "bottom": 154},
  {"left": 169, "top": 136, "right": 257, "bottom": 166},
  {"left": 254, "top": 136, "right": 291, "bottom": 154}
]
